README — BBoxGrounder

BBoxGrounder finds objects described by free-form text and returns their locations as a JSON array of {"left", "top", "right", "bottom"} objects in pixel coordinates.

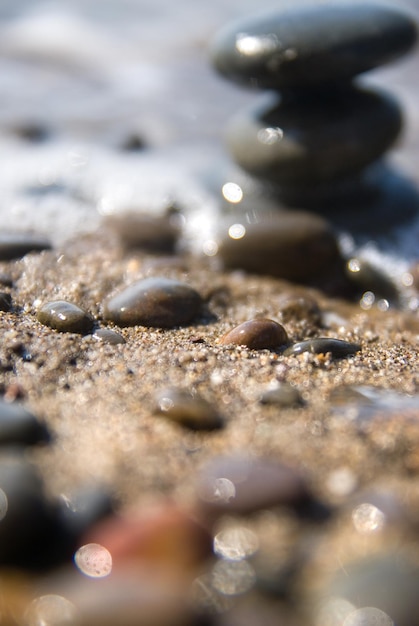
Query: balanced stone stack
[{"left": 210, "top": 1, "right": 418, "bottom": 208}]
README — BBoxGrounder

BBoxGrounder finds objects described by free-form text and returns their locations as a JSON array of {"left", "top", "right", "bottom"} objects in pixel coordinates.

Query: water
[{"left": 0, "top": 0, "right": 418, "bottom": 280}]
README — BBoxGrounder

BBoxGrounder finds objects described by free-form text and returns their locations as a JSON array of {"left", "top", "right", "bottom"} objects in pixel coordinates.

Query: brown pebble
[
  {"left": 37, "top": 300, "right": 95, "bottom": 334},
  {"left": 220, "top": 318, "right": 288, "bottom": 350},
  {"left": 154, "top": 388, "right": 223, "bottom": 431}
]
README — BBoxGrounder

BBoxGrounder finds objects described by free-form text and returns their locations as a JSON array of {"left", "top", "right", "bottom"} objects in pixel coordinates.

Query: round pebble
[
  {"left": 226, "top": 87, "right": 402, "bottom": 187},
  {"left": 0, "top": 233, "right": 51, "bottom": 260},
  {"left": 220, "top": 318, "right": 288, "bottom": 350},
  {"left": 0, "top": 292, "right": 12, "bottom": 312},
  {"left": 103, "top": 277, "right": 202, "bottom": 328},
  {"left": 216, "top": 210, "right": 341, "bottom": 282},
  {"left": 154, "top": 388, "right": 224, "bottom": 431},
  {"left": 210, "top": 3, "right": 418, "bottom": 89},
  {"left": 259, "top": 383, "right": 304, "bottom": 408},
  {"left": 284, "top": 338, "right": 361, "bottom": 358},
  {"left": 0, "top": 399, "right": 50, "bottom": 446},
  {"left": 37, "top": 300, "right": 95, "bottom": 334},
  {"left": 92, "top": 328, "right": 126, "bottom": 345}
]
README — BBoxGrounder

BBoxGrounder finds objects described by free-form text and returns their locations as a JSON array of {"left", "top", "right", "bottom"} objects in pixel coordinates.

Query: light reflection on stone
[
  {"left": 228, "top": 223, "right": 246, "bottom": 240},
  {"left": 213, "top": 526, "right": 259, "bottom": 561},
  {"left": 360, "top": 291, "right": 375, "bottom": 310},
  {"left": 74, "top": 542, "right": 112, "bottom": 578},
  {"left": 203, "top": 239, "right": 219, "bottom": 257},
  {"left": 257, "top": 127, "right": 284, "bottom": 145},
  {"left": 0, "top": 487, "right": 8, "bottom": 521},
  {"left": 211, "top": 559, "right": 256, "bottom": 595},
  {"left": 352, "top": 503, "right": 386, "bottom": 534},
  {"left": 343, "top": 606, "right": 394, "bottom": 626},
  {"left": 24, "top": 594, "right": 78, "bottom": 626},
  {"left": 222, "top": 182, "right": 243, "bottom": 204},
  {"left": 235, "top": 32, "right": 278, "bottom": 56}
]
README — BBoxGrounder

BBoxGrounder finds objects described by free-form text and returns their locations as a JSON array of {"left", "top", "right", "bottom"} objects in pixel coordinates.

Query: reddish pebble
[{"left": 220, "top": 318, "right": 288, "bottom": 349}]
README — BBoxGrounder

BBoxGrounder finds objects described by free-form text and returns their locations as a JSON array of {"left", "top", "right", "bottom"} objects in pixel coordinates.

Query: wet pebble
[
  {"left": 195, "top": 454, "right": 310, "bottom": 518},
  {"left": 284, "top": 338, "right": 361, "bottom": 358},
  {"left": 154, "top": 388, "right": 223, "bottom": 431},
  {"left": 37, "top": 300, "right": 95, "bottom": 334},
  {"left": 226, "top": 87, "right": 402, "bottom": 187},
  {"left": 220, "top": 318, "right": 288, "bottom": 350},
  {"left": 103, "top": 277, "right": 202, "bottom": 328},
  {"left": 259, "top": 383, "right": 304, "bottom": 408},
  {"left": 216, "top": 210, "right": 341, "bottom": 282},
  {"left": 346, "top": 257, "right": 400, "bottom": 304},
  {"left": 92, "top": 328, "right": 126, "bottom": 345},
  {"left": 0, "top": 233, "right": 51, "bottom": 260},
  {"left": 0, "top": 292, "right": 12, "bottom": 312},
  {"left": 210, "top": 3, "right": 418, "bottom": 89},
  {"left": 105, "top": 213, "right": 180, "bottom": 253},
  {"left": 0, "top": 399, "right": 50, "bottom": 446}
]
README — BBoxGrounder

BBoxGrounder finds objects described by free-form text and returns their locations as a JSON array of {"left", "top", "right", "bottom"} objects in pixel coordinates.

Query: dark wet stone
[
  {"left": 0, "top": 233, "right": 52, "bottom": 260},
  {"left": 284, "top": 338, "right": 361, "bottom": 358},
  {"left": 0, "top": 292, "right": 12, "bottom": 312},
  {"left": 105, "top": 213, "right": 180, "bottom": 253},
  {"left": 103, "top": 277, "right": 203, "bottom": 328},
  {"left": 345, "top": 257, "right": 400, "bottom": 304},
  {"left": 195, "top": 454, "right": 310, "bottom": 518},
  {"left": 259, "top": 383, "right": 304, "bottom": 408},
  {"left": 226, "top": 87, "right": 402, "bottom": 187},
  {"left": 92, "top": 328, "right": 126, "bottom": 345},
  {"left": 0, "top": 399, "right": 50, "bottom": 446},
  {"left": 37, "top": 300, "right": 95, "bottom": 334},
  {"left": 220, "top": 318, "right": 288, "bottom": 350},
  {"left": 216, "top": 210, "right": 341, "bottom": 282},
  {"left": 210, "top": 3, "right": 418, "bottom": 90},
  {"left": 154, "top": 388, "right": 223, "bottom": 431}
]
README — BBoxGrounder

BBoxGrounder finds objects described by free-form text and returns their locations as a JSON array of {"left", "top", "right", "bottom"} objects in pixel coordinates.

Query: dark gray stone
[
  {"left": 37, "top": 300, "right": 95, "bottom": 334},
  {"left": 0, "top": 292, "right": 12, "bottom": 312},
  {"left": 103, "top": 277, "right": 202, "bottom": 328},
  {"left": 0, "top": 400, "right": 50, "bottom": 446},
  {"left": 226, "top": 87, "right": 402, "bottom": 187},
  {"left": 92, "top": 328, "right": 126, "bottom": 345},
  {"left": 284, "top": 338, "right": 361, "bottom": 358},
  {"left": 0, "top": 233, "right": 51, "bottom": 260},
  {"left": 210, "top": 3, "right": 417, "bottom": 89}
]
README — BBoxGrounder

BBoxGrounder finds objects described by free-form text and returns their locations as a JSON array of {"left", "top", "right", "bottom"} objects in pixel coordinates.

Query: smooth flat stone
[
  {"left": 284, "top": 338, "right": 361, "bottom": 358},
  {"left": 0, "top": 233, "right": 51, "bottom": 260},
  {"left": 216, "top": 209, "right": 341, "bottom": 282},
  {"left": 92, "top": 328, "right": 126, "bottom": 345},
  {"left": 210, "top": 3, "right": 418, "bottom": 89},
  {"left": 220, "top": 318, "right": 288, "bottom": 350},
  {"left": 154, "top": 388, "right": 224, "bottom": 431},
  {"left": 0, "top": 400, "right": 50, "bottom": 446},
  {"left": 103, "top": 277, "right": 202, "bottom": 328},
  {"left": 226, "top": 87, "right": 402, "bottom": 187},
  {"left": 37, "top": 300, "right": 95, "bottom": 334}
]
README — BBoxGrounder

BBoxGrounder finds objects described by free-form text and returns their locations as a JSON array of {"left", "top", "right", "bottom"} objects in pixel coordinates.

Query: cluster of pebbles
[{"left": 0, "top": 2, "right": 419, "bottom": 626}]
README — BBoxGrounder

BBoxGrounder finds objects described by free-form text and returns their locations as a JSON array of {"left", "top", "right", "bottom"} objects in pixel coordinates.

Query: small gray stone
[
  {"left": 226, "top": 87, "right": 402, "bottom": 187},
  {"left": 0, "top": 400, "right": 50, "bottom": 446},
  {"left": 284, "top": 338, "right": 361, "bottom": 358},
  {"left": 92, "top": 328, "right": 126, "bottom": 345},
  {"left": 154, "top": 388, "right": 223, "bottom": 431},
  {"left": 37, "top": 300, "right": 95, "bottom": 334},
  {"left": 103, "top": 277, "right": 202, "bottom": 328},
  {"left": 210, "top": 3, "right": 418, "bottom": 89},
  {"left": 0, "top": 233, "right": 51, "bottom": 260}
]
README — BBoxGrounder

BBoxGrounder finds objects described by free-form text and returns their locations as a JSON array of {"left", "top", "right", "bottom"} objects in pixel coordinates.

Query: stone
[
  {"left": 103, "top": 277, "right": 202, "bottom": 328},
  {"left": 220, "top": 318, "right": 288, "bottom": 350},
  {"left": 345, "top": 257, "right": 400, "bottom": 304},
  {"left": 195, "top": 454, "right": 310, "bottom": 518},
  {"left": 0, "top": 233, "right": 51, "bottom": 260},
  {"left": 92, "top": 328, "right": 126, "bottom": 345},
  {"left": 216, "top": 210, "right": 341, "bottom": 282},
  {"left": 0, "top": 399, "right": 50, "bottom": 446},
  {"left": 259, "top": 383, "right": 304, "bottom": 408},
  {"left": 226, "top": 87, "right": 402, "bottom": 187},
  {"left": 210, "top": 3, "right": 418, "bottom": 89},
  {"left": 37, "top": 300, "right": 95, "bottom": 334},
  {"left": 154, "top": 388, "right": 223, "bottom": 431},
  {"left": 0, "top": 292, "right": 12, "bottom": 312},
  {"left": 105, "top": 213, "right": 180, "bottom": 253},
  {"left": 284, "top": 338, "right": 361, "bottom": 358}
]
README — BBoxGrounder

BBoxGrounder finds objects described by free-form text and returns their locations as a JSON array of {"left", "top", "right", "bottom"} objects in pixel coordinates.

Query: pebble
[
  {"left": 195, "top": 454, "right": 310, "bottom": 518},
  {"left": 0, "top": 233, "right": 51, "bottom": 260},
  {"left": 210, "top": 3, "right": 418, "bottom": 89},
  {"left": 154, "top": 388, "right": 224, "bottom": 431},
  {"left": 216, "top": 210, "right": 341, "bottom": 282},
  {"left": 0, "top": 400, "right": 50, "bottom": 446},
  {"left": 105, "top": 213, "right": 180, "bottom": 253},
  {"left": 0, "top": 292, "right": 12, "bottom": 312},
  {"left": 345, "top": 257, "right": 400, "bottom": 304},
  {"left": 220, "top": 318, "right": 288, "bottom": 350},
  {"left": 259, "top": 383, "right": 304, "bottom": 408},
  {"left": 92, "top": 328, "right": 126, "bottom": 345},
  {"left": 284, "top": 338, "right": 361, "bottom": 358},
  {"left": 103, "top": 277, "right": 202, "bottom": 328},
  {"left": 37, "top": 300, "right": 95, "bottom": 334},
  {"left": 226, "top": 87, "right": 402, "bottom": 187}
]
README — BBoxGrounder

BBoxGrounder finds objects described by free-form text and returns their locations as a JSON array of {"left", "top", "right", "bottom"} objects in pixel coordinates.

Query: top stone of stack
[{"left": 210, "top": 2, "right": 418, "bottom": 89}]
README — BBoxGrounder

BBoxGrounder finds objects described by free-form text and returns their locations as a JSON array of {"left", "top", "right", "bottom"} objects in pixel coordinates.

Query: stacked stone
[{"left": 209, "top": 2, "right": 418, "bottom": 208}]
